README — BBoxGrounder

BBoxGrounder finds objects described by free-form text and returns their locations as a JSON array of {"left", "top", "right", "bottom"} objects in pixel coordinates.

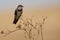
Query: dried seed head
[
  {"left": 1, "top": 30, "right": 4, "bottom": 34},
  {"left": 16, "top": 25, "right": 21, "bottom": 29},
  {"left": 23, "top": 29, "right": 26, "bottom": 31}
]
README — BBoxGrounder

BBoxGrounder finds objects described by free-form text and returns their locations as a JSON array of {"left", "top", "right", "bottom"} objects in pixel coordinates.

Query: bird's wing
[{"left": 15, "top": 9, "right": 17, "bottom": 15}]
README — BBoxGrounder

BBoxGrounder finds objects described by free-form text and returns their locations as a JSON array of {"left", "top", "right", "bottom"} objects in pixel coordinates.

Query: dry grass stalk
[{"left": 0, "top": 16, "right": 47, "bottom": 40}]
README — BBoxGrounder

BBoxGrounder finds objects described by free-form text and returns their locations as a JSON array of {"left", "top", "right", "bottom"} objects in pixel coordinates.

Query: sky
[{"left": 0, "top": 0, "right": 59, "bottom": 12}]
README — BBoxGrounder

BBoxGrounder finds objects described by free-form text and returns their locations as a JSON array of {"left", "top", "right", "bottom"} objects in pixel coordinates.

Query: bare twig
[{"left": 0, "top": 16, "right": 47, "bottom": 40}]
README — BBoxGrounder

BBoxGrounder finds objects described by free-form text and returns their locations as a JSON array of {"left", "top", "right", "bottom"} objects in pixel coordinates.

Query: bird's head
[
  {"left": 18, "top": 5, "right": 24, "bottom": 7},
  {"left": 17, "top": 5, "right": 24, "bottom": 10}
]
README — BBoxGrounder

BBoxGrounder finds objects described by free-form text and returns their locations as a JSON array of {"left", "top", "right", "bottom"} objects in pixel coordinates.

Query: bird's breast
[{"left": 17, "top": 11, "right": 22, "bottom": 18}]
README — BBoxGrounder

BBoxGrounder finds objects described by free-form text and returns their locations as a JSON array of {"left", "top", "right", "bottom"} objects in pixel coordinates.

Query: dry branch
[{"left": 0, "top": 16, "right": 47, "bottom": 40}]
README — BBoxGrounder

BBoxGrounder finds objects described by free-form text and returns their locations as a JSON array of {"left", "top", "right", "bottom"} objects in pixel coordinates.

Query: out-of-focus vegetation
[{"left": 0, "top": 16, "right": 47, "bottom": 40}]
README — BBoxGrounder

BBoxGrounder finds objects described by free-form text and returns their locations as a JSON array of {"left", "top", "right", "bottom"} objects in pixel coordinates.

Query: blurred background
[{"left": 0, "top": 0, "right": 60, "bottom": 40}]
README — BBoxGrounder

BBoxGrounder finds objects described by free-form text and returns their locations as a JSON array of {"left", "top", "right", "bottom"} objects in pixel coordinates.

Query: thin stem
[
  {"left": 40, "top": 26, "right": 43, "bottom": 40},
  {"left": 4, "top": 29, "right": 20, "bottom": 36}
]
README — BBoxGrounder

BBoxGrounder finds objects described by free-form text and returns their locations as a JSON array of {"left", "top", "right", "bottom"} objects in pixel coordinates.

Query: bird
[{"left": 13, "top": 5, "right": 23, "bottom": 24}]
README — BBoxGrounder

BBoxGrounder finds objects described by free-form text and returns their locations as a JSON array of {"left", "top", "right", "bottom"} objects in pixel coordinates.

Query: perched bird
[{"left": 13, "top": 5, "right": 23, "bottom": 24}]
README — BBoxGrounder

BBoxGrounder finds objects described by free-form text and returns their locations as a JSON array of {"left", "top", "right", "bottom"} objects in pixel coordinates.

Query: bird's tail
[
  {"left": 13, "top": 19, "right": 17, "bottom": 24},
  {"left": 13, "top": 17, "right": 19, "bottom": 24}
]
